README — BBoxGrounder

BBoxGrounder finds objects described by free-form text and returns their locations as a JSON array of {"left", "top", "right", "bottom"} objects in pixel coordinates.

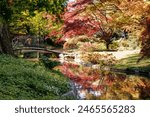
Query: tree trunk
[
  {"left": 0, "top": 21, "right": 13, "bottom": 55},
  {"left": 106, "top": 43, "right": 109, "bottom": 50}
]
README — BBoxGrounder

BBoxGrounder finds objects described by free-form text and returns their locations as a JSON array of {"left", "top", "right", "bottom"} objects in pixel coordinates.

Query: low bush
[
  {"left": 109, "top": 41, "right": 119, "bottom": 50},
  {"left": 79, "top": 42, "right": 106, "bottom": 52},
  {"left": 63, "top": 35, "right": 106, "bottom": 51},
  {"left": 40, "top": 55, "right": 60, "bottom": 69},
  {"left": 81, "top": 53, "right": 116, "bottom": 65}
]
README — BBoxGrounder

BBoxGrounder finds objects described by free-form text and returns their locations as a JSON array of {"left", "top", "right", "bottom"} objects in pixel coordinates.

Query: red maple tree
[
  {"left": 45, "top": 0, "right": 123, "bottom": 50},
  {"left": 57, "top": 0, "right": 111, "bottom": 42}
]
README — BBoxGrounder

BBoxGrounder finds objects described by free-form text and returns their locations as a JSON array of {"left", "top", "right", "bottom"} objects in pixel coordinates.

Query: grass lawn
[
  {"left": 114, "top": 54, "right": 150, "bottom": 72},
  {"left": 0, "top": 54, "right": 71, "bottom": 99}
]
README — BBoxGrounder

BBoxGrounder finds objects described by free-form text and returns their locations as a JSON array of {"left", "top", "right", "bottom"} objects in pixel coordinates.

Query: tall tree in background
[{"left": 0, "top": 0, "right": 67, "bottom": 54}]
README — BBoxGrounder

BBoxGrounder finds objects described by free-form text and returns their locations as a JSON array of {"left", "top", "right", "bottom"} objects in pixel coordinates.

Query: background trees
[
  {"left": 56, "top": 0, "right": 150, "bottom": 52},
  {"left": 1, "top": 0, "right": 150, "bottom": 57},
  {"left": 140, "top": 16, "right": 150, "bottom": 59},
  {"left": 0, "top": 0, "right": 67, "bottom": 54}
]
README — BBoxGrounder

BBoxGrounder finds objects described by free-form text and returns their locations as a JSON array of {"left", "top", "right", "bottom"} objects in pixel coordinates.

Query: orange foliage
[{"left": 140, "top": 16, "right": 150, "bottom": 58}]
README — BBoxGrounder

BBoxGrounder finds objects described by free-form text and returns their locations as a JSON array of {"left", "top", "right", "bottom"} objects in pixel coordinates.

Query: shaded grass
[
  {"left": 0, "top": 54, "right": 71, "bottom": 100},
  {"left": 114, "top": 54, "right": 150, "bottom": 72}
]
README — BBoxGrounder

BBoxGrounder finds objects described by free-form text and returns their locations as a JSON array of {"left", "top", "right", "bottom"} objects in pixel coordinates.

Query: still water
[{"left": 59, "top": 60, "right": 150, "bottom": 100}]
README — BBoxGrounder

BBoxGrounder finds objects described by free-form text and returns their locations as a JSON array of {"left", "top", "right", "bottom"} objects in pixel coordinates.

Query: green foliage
[
  {"left": 95, "top": 43, "right": 107, "bottom": 51},
  {"left": 0, "top": 54, "right": 70, "bottom": 99},
  {"left": 40, "top": 55, "right": 60, "bottom": 69},
  {"left": 10, "top": 11, "right": 50, "bottom": 36},
  {"left": 6, "top": 0, "right": 67, "bottom": 36},
  {"left": 0, "top": 0, "right": 12, "bottom": 21},
  {"left": 0, "top": 0, "right": 67, "bottom": 19},
  {"left": 1, "top": 0, "right": 67, "bottom": 36},
  {"left": 0, "top": 0, "right": 67, "bottom": 54},
  {"left": 109, "top": 41, "right": 119, "bottom": 50}
]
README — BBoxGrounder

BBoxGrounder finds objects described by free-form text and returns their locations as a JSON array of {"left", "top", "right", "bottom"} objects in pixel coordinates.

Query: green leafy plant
[
  {"left": 40, "top": 55, "right": 60, "bottom": 69},
  {"left": 0, "top": 54, "right": 70, "bottom": 99}
]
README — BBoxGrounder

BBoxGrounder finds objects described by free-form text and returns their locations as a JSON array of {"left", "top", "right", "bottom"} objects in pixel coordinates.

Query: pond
[{"left": 58, "top": 52, "right": 150, "bottom": 100}]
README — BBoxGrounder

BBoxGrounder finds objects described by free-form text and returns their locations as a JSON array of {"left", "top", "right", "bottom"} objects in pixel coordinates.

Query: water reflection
[{"left": 59, "top": 62, "right": 150, "bottom": 100}]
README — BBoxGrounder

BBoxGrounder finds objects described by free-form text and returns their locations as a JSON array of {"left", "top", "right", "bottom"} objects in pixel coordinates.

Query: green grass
[
  {"left": 0, "top": 54, "right": 71, "bottom": 100},
  {"left": 114, "top": 54, "right": 150, "bottom": 72}
]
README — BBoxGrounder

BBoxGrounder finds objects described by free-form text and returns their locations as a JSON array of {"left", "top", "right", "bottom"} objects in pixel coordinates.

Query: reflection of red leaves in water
[
  {"left": 57, "top": 62, "right": 150, "bottom": 99},
  {"left": 59, "top": 62, "right": 126, "bottom": 92},
  {"left": 59, "top": 63, "right": 100, "bottom": 90}
]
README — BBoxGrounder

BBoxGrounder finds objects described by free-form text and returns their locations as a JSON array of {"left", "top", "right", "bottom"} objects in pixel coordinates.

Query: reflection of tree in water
[{"left": 60, "top": 62, "right": 150, "bottom": 99}]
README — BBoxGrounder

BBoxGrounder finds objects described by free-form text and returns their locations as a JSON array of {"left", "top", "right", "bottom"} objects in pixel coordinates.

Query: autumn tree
[
  {"left": 139, "top": 16, "right": 150, "bottom": 60},
  {"left": 44, "top": 0, "right": 150, "bottom": 52},
  {"left": 0, "top": 0, "right": 67, "bottom": 54},
  {"left": 114, "top": 0, "right": 150, "bottom": 58},
  {"left": 58, "top": 0, "right": 103, "bottom": 42},
  {"left": 56, "top": 0, "right": 128, "bottom": 49},
  {"left": 55, "top": 0, "right": 150, "bottom": 50}
]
